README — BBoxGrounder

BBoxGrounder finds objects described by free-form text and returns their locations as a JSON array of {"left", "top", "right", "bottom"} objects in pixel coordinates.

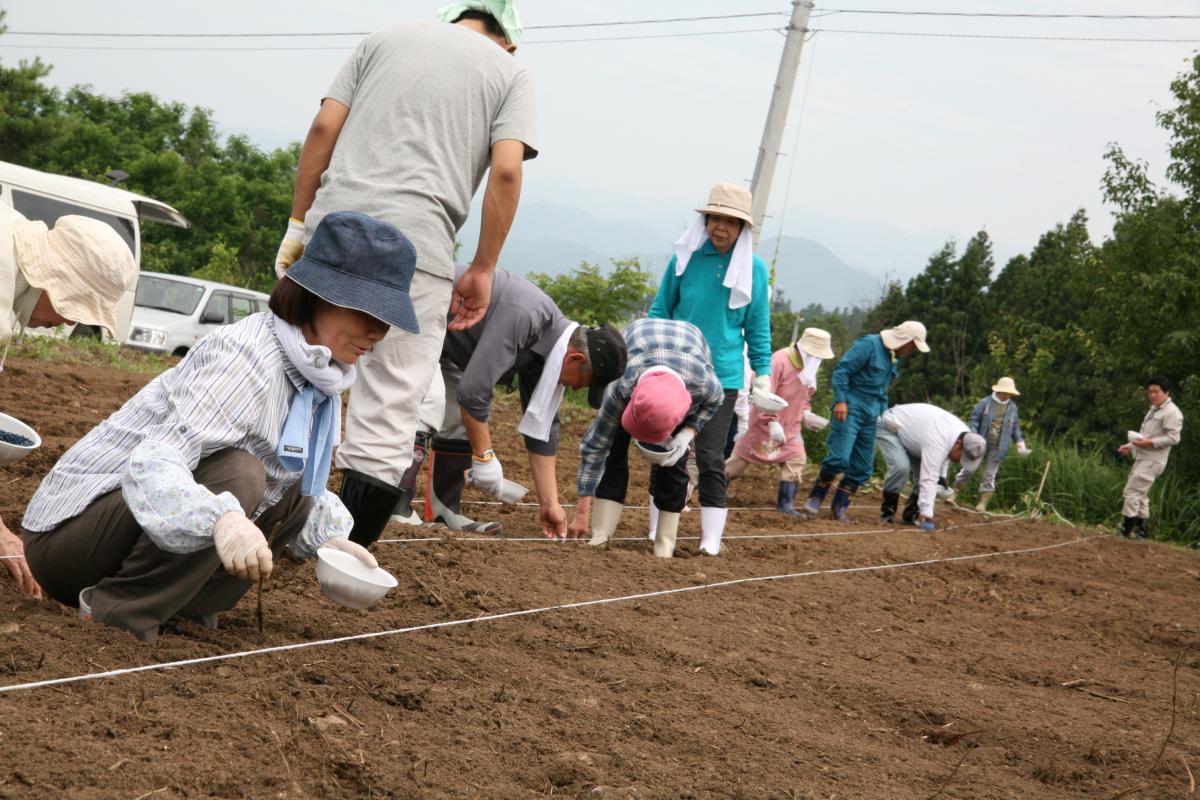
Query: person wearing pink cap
[{"left": 569, "top": 319, "right": 724, "bottom": 557}]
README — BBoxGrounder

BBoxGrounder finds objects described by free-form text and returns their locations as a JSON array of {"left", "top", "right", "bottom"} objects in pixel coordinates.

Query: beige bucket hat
[
  {"left": 880, "top": 320, "right": 930, "bottom": 353},
  {"left": 12, "top": 216, "right": 137, "bottom": 337},
  {"left": 797, "top": 327, "right": 835, "bottom": 360},
  {"left": 696, "top": 182, "right": 754, "bottom": 228},
  {"left": 991, "top": 376, "right": 1020, "bottom": 395}
]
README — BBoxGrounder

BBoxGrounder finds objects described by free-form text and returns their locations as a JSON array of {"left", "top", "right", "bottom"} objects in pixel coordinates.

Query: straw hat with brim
[
  {"left": 12, "top": 216, "right": 137, "bottom": 338},
  {"left": 798, "top": 327, "right": 835, "bottom": 360},
  {"left": 286, "top": 211, "right": 419, "bottom": 333},
  {"left": 880, "top": 320, "right": 930, "bottom": 353},
  {"left": 696, "top": 182, "right": 754, "bottom": 228},
  {"left": 991, "top": 376, "right": 1020, "bottom": 396}
]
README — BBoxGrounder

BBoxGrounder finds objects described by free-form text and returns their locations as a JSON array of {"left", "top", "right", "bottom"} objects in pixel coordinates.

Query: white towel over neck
[{"left": 672, "top": 214, "right": 755, "bottom": 310}]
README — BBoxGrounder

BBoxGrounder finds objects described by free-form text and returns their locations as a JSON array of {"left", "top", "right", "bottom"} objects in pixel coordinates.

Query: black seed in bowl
[{"left": 0, "top": 430, "right": 34, "bottom": 447}]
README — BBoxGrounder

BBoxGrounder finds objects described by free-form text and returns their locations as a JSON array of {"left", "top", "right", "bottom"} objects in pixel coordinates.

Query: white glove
[
  {"left": 1016, "top": 442, "right": 1032, "bottom": 457},
  {"left": 319, "top": 537, "right": 379, "bottom": 570},
  {"left": 751, "top": 375, "right": 771, "bottom": 396},
  {"left": 213, "top": 511, "right": 273, "bottom": 582},
  {"left": 662, "top": 429, "right": 695, "bottom": 468},
  {"left": 274, "top": 217, "right": 306, "bottom": 279},
  {"left": 468, "top": 449, "right": 504, "bottom": 494},
  {"left": 768, "top": 420, "right": 787, "bottom": 444},
  {"left": 736, "top": 414, "right": 749, "bottom": 440}
]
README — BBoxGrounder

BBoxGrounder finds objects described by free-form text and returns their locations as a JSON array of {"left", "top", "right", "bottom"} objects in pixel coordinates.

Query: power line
[
  {"left": 0, "top": 27, "right": 783, "bottom": 52},
  {"left": 1, "top": 12, "right": 785, "bottom": 38},
  {"left": 811, "top": 27, "right": 1200, "bottom": 43},
  {"left": 819, "top": 8, "right": 1200, "bottom": 21}
]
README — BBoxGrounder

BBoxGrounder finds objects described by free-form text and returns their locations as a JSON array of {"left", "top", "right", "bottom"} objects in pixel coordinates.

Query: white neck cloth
[
  {"left": 672, "top": 214, "right": 755, "bottom": 309},
  {"left": 798, "top": 349, "right": 823, "bottom": 390},
  {"left": 518, "top": 322, "right": 579, "bottom": 443}
]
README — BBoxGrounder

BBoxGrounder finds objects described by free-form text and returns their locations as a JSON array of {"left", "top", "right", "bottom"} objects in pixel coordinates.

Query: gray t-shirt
[{"left": 306, "top": 21, "right": 538, "bottom": 280}]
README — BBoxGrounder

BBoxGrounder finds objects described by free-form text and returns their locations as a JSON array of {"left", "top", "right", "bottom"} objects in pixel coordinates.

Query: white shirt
[{"left": 887, "top": 403, "right": 968, "bottom": 519}]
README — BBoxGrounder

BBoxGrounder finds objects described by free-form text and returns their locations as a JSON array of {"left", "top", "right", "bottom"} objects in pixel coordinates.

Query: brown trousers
[{"left": 23, "top": 449, "right": 313, "bottom": 640}]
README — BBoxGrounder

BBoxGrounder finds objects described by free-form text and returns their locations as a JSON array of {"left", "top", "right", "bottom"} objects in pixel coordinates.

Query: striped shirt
[
  {"left": 577, "top": 318, "right": 724, "bottom": 497},
  {"left": 22, "top": 313, "right": 351, "bottom": 555}
]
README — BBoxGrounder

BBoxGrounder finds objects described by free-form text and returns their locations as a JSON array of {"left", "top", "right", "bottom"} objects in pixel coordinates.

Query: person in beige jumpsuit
[{"left": 1117, "top": 375, "right": 1183, "bottom": 539}]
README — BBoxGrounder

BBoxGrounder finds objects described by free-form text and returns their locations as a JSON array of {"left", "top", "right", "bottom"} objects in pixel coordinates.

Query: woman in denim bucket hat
[{"left": 20, "top": 211, "right": 416, "bottom": 643}]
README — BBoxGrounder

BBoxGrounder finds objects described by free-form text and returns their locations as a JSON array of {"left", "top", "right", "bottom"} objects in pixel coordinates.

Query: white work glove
[
  {"left": 1016, "top": 441, "right": 1032, "bottom": 457},
  {"left": 318, "top": 537, "right": 379, "bottom": 570},
  {"left": 662, "top": 429, "right": 695, "bottom": 468},
  {"left": 751, "top": 375, "right": 771, "bottom": 396},
  {"left": 213, "top": 511, "right": 273, "bottom": 582},
  {"left": 768, "top": 420, "right": 787, "bottom": 444},
  {"left": 735, "top": 413, "right": 749, "bottom": 440},
  {"left": 468, "top": 449, "right": 505, "bottom": 494},
  {"left": 274, "top": 217, "right": 305, "bottom": 279}
]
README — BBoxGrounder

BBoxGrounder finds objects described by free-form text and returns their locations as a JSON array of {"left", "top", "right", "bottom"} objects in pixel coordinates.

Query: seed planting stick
[{"left": 1032, "top": 460, "right": 1052, "bottom": 514}]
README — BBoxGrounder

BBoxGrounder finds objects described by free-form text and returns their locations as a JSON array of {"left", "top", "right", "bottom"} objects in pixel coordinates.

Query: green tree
[{"left": 528, "top": 258, "right": 655, "bottom": 327}]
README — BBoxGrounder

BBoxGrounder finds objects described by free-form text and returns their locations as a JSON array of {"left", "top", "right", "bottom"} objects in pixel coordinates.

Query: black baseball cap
[{"left": 586, "top": 324, "right": 628, "bottom": 409}]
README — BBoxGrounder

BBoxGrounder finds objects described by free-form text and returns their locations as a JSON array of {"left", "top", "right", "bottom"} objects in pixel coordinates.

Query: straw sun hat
[
  {"left": 992, "top": 376, "right": 1020, "bottom": 395},
  {"left": 12, "top": 215, "right": 138, "bottom": 337},
  {"left": 696, "top": 182, "right": 754, "bottom": 228},
  {"left": 797, "top": 327, "right": 835, "bottom": 360}
]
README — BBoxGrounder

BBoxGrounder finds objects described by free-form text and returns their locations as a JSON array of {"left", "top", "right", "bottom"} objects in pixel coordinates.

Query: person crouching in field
[
  {"left": 953, "top": 376, "right": 1030, "bottom": 512},
  {"left": 0, "top": 209, "right": 138, "bottom": 599},
  {"left": 1116, "top": 375, "right": 1183, "bottom": 540},
  {"left": 19, "top": 212, "right": 407, "bottom": 642},
  {"left": 875, "top": 403, "right": 986, "bottom": 530},
  {"left": 568, "top": 318, "right": 724, "bottom": 558},
  {"left": 725, "top": 328, "right": 835, "bottom": 515}
]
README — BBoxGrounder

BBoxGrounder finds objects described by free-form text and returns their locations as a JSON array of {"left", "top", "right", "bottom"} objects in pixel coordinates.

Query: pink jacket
[{"left": 732, "top": 347, "right": 815, "bottom": 465}]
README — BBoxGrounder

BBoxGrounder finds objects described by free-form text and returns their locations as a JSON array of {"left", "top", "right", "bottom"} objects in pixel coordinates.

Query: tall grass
[{"left": 7, "top": 335, "right": 171, "bottom": 374}]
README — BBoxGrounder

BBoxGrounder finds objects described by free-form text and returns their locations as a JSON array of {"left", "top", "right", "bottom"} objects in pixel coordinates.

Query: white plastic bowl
[
  {"left": 634, "top": 441, "right": 672, "bottom": 466},
  {"left": 750, "top": 390, "right": 789, "bottom": 413},
  {"left": 316, "top": 548, "right": 399, "bottom": 609},
  {"left": 802, "top": 411, "right": 829, "bottom": 432},
  {"left": 495, "top": 479, "right": 529, "bottom": 504},
  {"left": 0, "top": 412, "right": 41, "bottom": 467},
  {"left": 1127, "top": 430, "right": 1143, "bottom": 445}
]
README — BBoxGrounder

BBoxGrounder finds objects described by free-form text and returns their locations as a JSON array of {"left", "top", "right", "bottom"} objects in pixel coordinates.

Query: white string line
[
  {"left": 377, "top": 517, "right": 1018, "bottom": 545},
  {"left": 0, "top": 555, "right": 22, "bottom": 560},
  {"left": 0, "top": 528, "right": 1098, "bottom": 695},
  {"left": 458, "top": 499, "right": 781, "bottom": 511}
]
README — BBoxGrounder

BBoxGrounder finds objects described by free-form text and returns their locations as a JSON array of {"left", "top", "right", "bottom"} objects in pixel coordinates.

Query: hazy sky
[{"left": 2, "top": 0, "right": 1197, "bottom": 261}]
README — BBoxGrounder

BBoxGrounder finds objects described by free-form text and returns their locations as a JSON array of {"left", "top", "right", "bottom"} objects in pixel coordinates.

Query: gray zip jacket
[{"left": 1133, "top": 398, "right": 1183, "bottom": 466}]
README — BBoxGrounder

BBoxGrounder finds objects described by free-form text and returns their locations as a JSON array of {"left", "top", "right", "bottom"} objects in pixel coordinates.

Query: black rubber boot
[
  {"left": 776, "top": 481, "right": 800, "bottom": 516},
  {"left": 803, "top": 475, "right": 834, "bottom": 515},
  {"left": 340, "top": 469, "right": 404, "bottom": 548},
  {"left": 392, "top": 430, "right": 431, "bottom": 522},
  {"left": 426, "top": 437, "right": 502, "bottom": 534},
  {"left": 901, "top": 489, "right": 921, "bottom": 526},
  {"left": 1134, "top": 517, "right": 1150, "bottom": 540},
  {"left": 830, "top": 483, "right": 857, "bottom": 523},
  {"left": 1116, "top": 516, "right": 1135, "bottom": 538},
  {"left": 880, "top": 491, "right": 900, "bottom": 524}
]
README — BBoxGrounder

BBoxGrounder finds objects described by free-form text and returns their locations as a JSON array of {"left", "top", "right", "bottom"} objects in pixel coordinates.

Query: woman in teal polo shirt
[{"left": 647, "top": 182, "right": 772, "bottom": 555}]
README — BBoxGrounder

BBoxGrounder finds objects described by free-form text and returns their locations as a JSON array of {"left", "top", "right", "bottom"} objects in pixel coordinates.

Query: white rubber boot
[
  {"left": 648, "top": 497, "right": 659, "bottom": 542},
  {"left": 588, "top": 499, "right": 624, "bottom": 548},
  {"left": 653, "top": 511, "right": 681, "bottom": 558},
  {"left": 699, "top": 506, "right": 728, "bottom": 555}
]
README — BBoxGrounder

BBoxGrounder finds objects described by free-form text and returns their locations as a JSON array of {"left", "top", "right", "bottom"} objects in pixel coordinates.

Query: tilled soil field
[{"left": 3, "top": 353, "right": 1200, "bottom": 799}]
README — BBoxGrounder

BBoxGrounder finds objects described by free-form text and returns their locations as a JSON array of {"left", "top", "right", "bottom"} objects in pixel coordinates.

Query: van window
[
  {"left": 11, "top": 189, "right": 138, "bottom": 256},
  {"left": 135, "top": 274, "right": 206, "bottom": 316},
  {"left": 231, "top": 295, "right": 255, "bottom": 322},
  {"left": 201, "top": 292, "right": 231, "bottom": 325}
]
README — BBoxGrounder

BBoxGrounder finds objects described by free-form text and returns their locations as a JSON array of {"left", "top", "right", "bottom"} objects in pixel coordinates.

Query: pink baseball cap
[{"left": 621, "top": 369, "right": 691, "bottom": 443}]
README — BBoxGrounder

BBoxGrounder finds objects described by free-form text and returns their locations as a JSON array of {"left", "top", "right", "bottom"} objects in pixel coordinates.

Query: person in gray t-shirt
[{"left": 273, "top": 4, "right": 538, "bottom": 547}]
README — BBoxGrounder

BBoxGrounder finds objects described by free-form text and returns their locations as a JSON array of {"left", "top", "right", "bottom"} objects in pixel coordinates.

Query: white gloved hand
[
  {"left": 213, "top": 511, "right": 273, "bottom": 582},
  {"left": 1016, "top": 442, "right": 1032, "bottom": 457},
  {"left": 468, "top": 449, "right": 504, "bottom": 494},
  {"left": 319, "top": 537, "right": 379, "bottom": 570},
  {"left": 768, "top": 420, "right": 787, "bottom": 444},
  {"left": 662, "top": 428, "right": 695, "bottom": 468},
  {"left": 751, "top": 375, "right": 771, "bottom": 396},
  {"left": 274, "top": 217, "right": 306, "bottom": 279},
  {"left": 735, "top": 413, "right": 749, "bottom": 440}
]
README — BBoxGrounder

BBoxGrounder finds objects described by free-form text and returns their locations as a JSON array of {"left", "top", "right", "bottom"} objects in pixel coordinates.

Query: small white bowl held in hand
[
  {"left": 0, "top": 412, "right": 41, "bottom": 467},
  {"left": 634, "top": 441, "right": 672, "bottom": 466},
  {"left": 802, "top": 411, "right": 829, "bottom": 432},
  {"left": 316, "top": 548, "right": 399, "bottom": 609},
  {"left": 495, "top": 479, "right": 528, "bottom": 504},
  {"left": 750, "top": 390, "right": 789, "bottom": 413},
  {"left": 1127, "top": 430, "right": 1143, "bottom": 445}
]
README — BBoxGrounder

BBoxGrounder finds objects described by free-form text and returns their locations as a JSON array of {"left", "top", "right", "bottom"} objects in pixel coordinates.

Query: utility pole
[{"left": 749, "top": 0, "right": 814, "bottom": 246}]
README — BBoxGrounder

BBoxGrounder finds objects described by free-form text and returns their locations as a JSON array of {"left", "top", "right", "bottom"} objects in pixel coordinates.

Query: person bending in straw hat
[
  {"left": 19, "top": 212, "right": 410, "bottom": 642},
  {"left": 954, "top": 376, "right": 1030, "bottom": 512},
  {"left": 0, "top": 208, "right": 138, "bottom": 599},
  {"left": 875, "top": 403, "right": 986, "bottom": 529},
  {"left": 648, "top": 183, "right": 772, "bottom": 555},
  {"left": 569, "top": 319, "right": 725, "bottom": 558},
  {"left": 726, "top": 328, "right": 836, "bottom": 515},
  {"left": 1115, "top": 375, "right": 1183, "bottom": 540},
  {"left": 273, "top": 1, "right": 538, "bottom": 547},
  {"left": 803, "top": 321, "right": 929, "bottom": 521}
]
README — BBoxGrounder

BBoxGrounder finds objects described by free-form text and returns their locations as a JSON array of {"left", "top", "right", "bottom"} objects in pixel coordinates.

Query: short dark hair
[
  {"left": 705, "top": 213, "right": 745, "bottom": 233},
  {"left": 269, "top": 276, "right": 321, "bottom": 330},
  {"left": 452, "top": 10, "right": 506, "bottom": 41},
  {"left": 1147, "top": 374, "right": 1172, "bottom": 394}
]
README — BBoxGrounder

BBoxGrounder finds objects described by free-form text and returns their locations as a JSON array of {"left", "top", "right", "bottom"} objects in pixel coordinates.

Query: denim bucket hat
[{"left": 285, "top": 211, "right": 419, "bottom": 333}]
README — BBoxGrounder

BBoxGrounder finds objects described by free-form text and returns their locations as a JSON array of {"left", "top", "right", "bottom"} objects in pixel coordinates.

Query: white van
[
  {"left": 0, "top": 160, "right": 191, "bottom": 341},
  {"left": 125, "top": 272, "right": 270, "bottom": 356}
]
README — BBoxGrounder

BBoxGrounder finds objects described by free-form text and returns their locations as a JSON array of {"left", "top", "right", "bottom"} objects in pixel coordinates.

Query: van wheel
[
  {"left": 70, "top": 324, "right": 102, "bottom": 340},
  {"left": 172, "top": 347, "right": 189, "bottom": 357}
]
